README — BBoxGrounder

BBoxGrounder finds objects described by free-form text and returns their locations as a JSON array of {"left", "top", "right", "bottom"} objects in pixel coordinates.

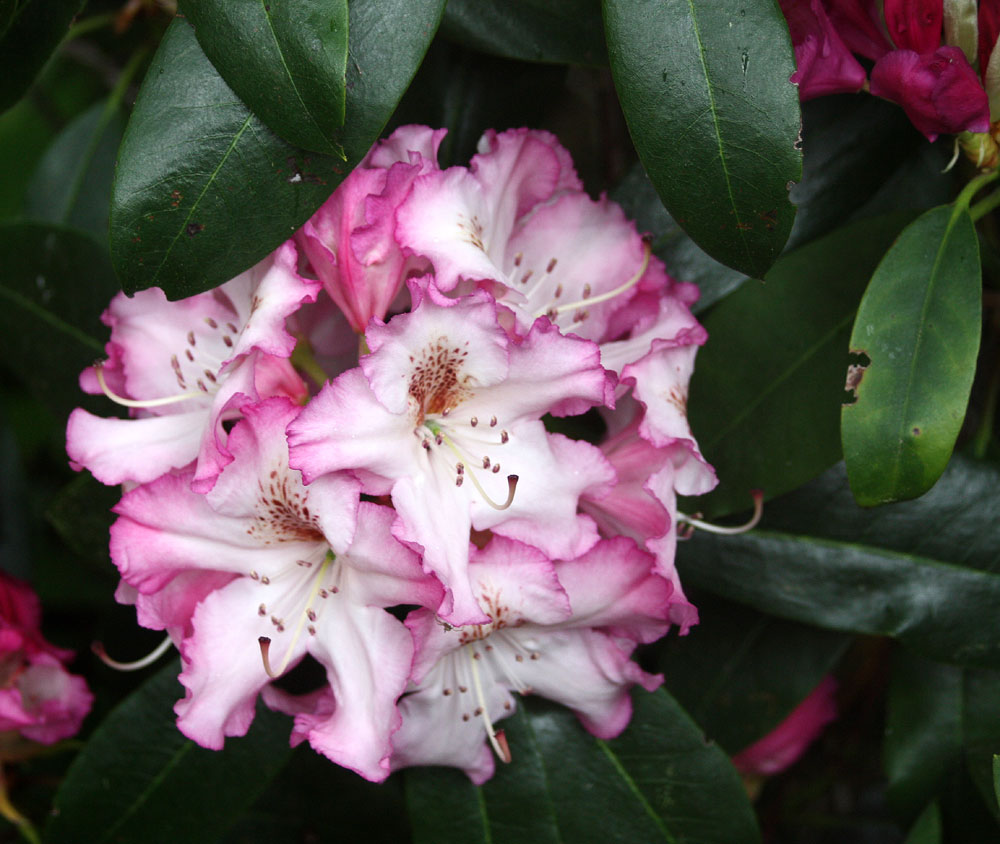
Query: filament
[
  {"left": 678, "top": 490, "right": 763, "bottom": 535},
  {"left": 533, "top": 241, "right": 651, "bottom": 320},
  {"left": 92, "top": 634, "right": 173, "bottom": 671},
  {"left": 259, "top": 555, "right": 333, "bottom": 679},
  {"left": 438, "top": 431, "right": 517, "bottom": 511},
  {"left": 467, "top": 645, "right": 512, "bottom": 764},
  {"left": 94, "top": 363, "right": 204, "bottom": 408}
]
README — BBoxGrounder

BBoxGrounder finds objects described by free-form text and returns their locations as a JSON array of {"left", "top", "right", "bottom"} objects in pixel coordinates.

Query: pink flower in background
[
  {"left": 779, "top": 0, "right": 993, "bottom": 139},
  {"left": 0, "top": 573, "right": 91, "bottom": 746},
  {"left": 732, "top": 676, "right": 838, "bottom": 776}
]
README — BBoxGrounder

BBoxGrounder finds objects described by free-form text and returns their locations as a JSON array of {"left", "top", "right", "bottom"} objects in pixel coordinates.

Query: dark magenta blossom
[
  {"left": 883, "top": 0, "right": 943, "bottom": 53},
  {"left": 780, "top": 0, "right": 868, "bottom": 99},
  {"left": 870, "top": 45, "right": 991, "bottom": 139}
]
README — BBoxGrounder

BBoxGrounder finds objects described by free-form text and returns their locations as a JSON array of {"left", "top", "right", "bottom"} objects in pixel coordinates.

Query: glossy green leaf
[
  {"left": 25, "top": 99, "right": 125, "bottom": 241},
  {"left": 47, "top": 660, "right": 293, "bottom": 844},
  {"left": 904, "top": 802, "right": 942, "bottom": 844},
  {"left": 0, "top": 0, "right": 83, "bottom": 115},
  {"left": 687, "top": 213, "right": 915, "bottom": 518},
  {"left": 612, "top": 163, "right": 746, "bottom": 313},
  {"left": 441, "top": 0, "right": 606, "bottom": 65},
  {"left": 179, "top": 0, "right": 349, "bottom": 155},
  {"left": 0, "top": 223, "right": 118, "bottom": 417},
  {"left": 604, "top": 0, "right": 801, "bottom": 278},
  {"left": 679, "top": 458, "right": 1000, "bottom": 667},
  {"left": 407, "top": 690, "right": 760, "bottom": 843},
  {"left": 655, "top": 593, "right": 849, "bottom": 754},
  {"left": 842, "top": 205, "right": 981, "bottom": 506},
  {"left": 111, "top": 0, "right": 444, "bottom": 298}
]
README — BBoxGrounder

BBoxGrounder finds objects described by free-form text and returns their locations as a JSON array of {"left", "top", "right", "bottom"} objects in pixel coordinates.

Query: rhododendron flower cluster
[
  {"left": 780, "top": 0, "right": 997, "bottom": 141},
  {"left": 68, "top": 126, "right": 719, "bottom": 784}
]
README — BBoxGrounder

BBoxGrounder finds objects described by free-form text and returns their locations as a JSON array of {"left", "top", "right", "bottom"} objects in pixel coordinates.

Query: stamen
[
  {"left": 437, "top": 431, "right": 518, "bottom": 510},
  {"left": 467, "top": 645, "right": 512, "bottom": 764},
  {"left": 92, "top": 635, "right": 173, "bottom": 671},
  {"left": 534, "top": 240, "right": 651, "bottom": 320},
  {"left": 678, "top": 489, "right": 763, "bottom": 535},
  {"left": 94, "top": 362, "right": 204, "bottom": 408},
  {"left": 258, "top": 553, "right": 334, "bottom": 679},
  {"left": 942, "top": 136, "right": 961, "bottom": 173}
]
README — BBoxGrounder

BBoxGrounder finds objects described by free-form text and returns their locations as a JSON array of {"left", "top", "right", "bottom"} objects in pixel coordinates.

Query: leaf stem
[
  {"left": 970, "top": 187, "right": 1000, "bottom": 222},
  {"left": 955, "top": 169, "right": 1000, "bottom": 214},
  {"left": 290, "top": 336, "right": 330, "bottom": 388},
  {"left": 0, "top": 768, "right": 40, "bottom": 844},
  {"left": 65, "top": 12, "right": 117, "bottom": 42}
]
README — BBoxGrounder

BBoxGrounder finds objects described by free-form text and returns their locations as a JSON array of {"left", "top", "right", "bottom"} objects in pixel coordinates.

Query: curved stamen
[
  {"left": 438, "top": 431, "right": 518, "bottom": 511},
  {"left": 258, "top": 554, "right": 334, "bottom": 679},
  {"left": 94, "top": 363, "right": 204, "bottom": 408},
  {"left": 92, "top": 634, "right": 173, "bottom": 671},
  {"left": 678, "top": 489, "right": 763, "bottom": 536},
  {"left": 466, "top": 645, "right": 512, "bottom": 764},
  {"left": 533, "top": 240, "right": 651, "bottom": 320}
]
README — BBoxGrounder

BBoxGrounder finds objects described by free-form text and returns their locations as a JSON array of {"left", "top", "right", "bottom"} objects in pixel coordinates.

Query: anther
[
  {"left": 582, "top": 283, "right": 591, "bottom": 299},
  {"left": 546, "top": 257, "right": 558, "bottom": 273},
  {"left": 492, "top": 464, "right": 500, "bottom": 473},
  {"left": 470, "top": 416, "right": 478, "bottom": 427},
  {"left": 554, "top": 284, "right": 563, "bottom": 298},
  {"left": 205, "top": 317, "right": 218, "bottom": 328},
  {"left": 261, "top": 576, "right": 270, "bottom": 585},
  {"left": 258, "top": 604, "right": 267, "bottom": 616},
  {"left": 490, "top": 416, "right": 497, "bottom": 427},
  {"left": 456, "top": 462, "right": 465, "bottom": 475},
  {"left": 482, "top": 457, "right": 491, "bottom": 469},
  {"left": 500, "top": 430, "right": 509, "bottom": 444},
  {"left": 456, "top": 476, "right": 464, "bottom": 487}
]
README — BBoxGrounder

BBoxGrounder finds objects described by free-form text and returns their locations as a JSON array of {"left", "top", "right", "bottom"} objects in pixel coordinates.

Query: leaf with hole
[
  {"left": 842, "top": 204, "right": 981, "bottom": 506},
  {"left": 686, "top": 212, "right": 915, "bottom": 518},
  {"left": 604, "top": 0, "right": 801, "bottom": 277},
  {"left": 179, "top": 0, "right": 349, "bottom": 155}
]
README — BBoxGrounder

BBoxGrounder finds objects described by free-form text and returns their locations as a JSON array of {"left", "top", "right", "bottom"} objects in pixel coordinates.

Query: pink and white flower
[
  {"left": 110, "top": 398, "right": 439, "bottom": 780},
  {"left": 389, "top": 535, "right": 670, "bottom": 783},
  {"left": 288, "top": 279, "right": 615, "bottom": 626},
  {"left": 67, "top": 242, "right": 319, "bottom": 491}
]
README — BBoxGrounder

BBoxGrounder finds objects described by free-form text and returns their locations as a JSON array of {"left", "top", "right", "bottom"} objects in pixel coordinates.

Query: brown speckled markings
[
  {"left": 248, "top": 467, "right": 323, "bottom": 545},
  {"left": 408, "top": 336, "right": 473, "bottom": 419}
]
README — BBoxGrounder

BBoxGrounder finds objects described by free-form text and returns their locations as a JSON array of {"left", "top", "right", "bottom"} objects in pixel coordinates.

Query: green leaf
[
  {"left": 111, "top": 0, "right": 444, "bottom": 298},
  {"left": 612, "top": 163, "right": 746, "bottom": 313},
  {"left": 961, "top": 669, "right": 1000, "bottom": 821},
  {"left": 686, "top": 212, "right": 916, "bottom": 518},
  {"left": 46, "top": 660, "right": 294, "bottom": 844},
  {"left": 406, "top": 690, "right": 760, "bottom": 843},
  {"left": 25, "top": 99, "right": 125, "bottom": 241},
  {"left": 904, "top": 802, "right": 942, "bottom": 844},
  {"left": 842, "top": 205, "right": 982, "bottom": 506},
  {"left": 678, "top": 458, "right": 1000, "bottom": 667},
  {"left": 0, "top": 0, "right": 83, "bottom": 115},
  {"left": 655, "top": 593, "right": 849, "bottom": 754},
  {"left": 0, "top": 223, "right": 118, "bottom": 417},
  {"left": 179, "top": 0, "right": 349, "bottom": 155},
  {"left": 441, "top": 0, "right": 606, "bottom": 65},
  {"left": 885, "top": 651, "right": 963, "bottom": 817},
  {"left": 604, "top": 0, "right": 801, "bottom": 278},
  {"left": 994, "top": 755, "right": 1000, "bottom": 812}
]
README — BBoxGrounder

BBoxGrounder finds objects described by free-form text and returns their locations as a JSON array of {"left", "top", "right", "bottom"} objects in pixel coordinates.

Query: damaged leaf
[{"left": 841, "top": 204, "right": 981, "bottom": 506}]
